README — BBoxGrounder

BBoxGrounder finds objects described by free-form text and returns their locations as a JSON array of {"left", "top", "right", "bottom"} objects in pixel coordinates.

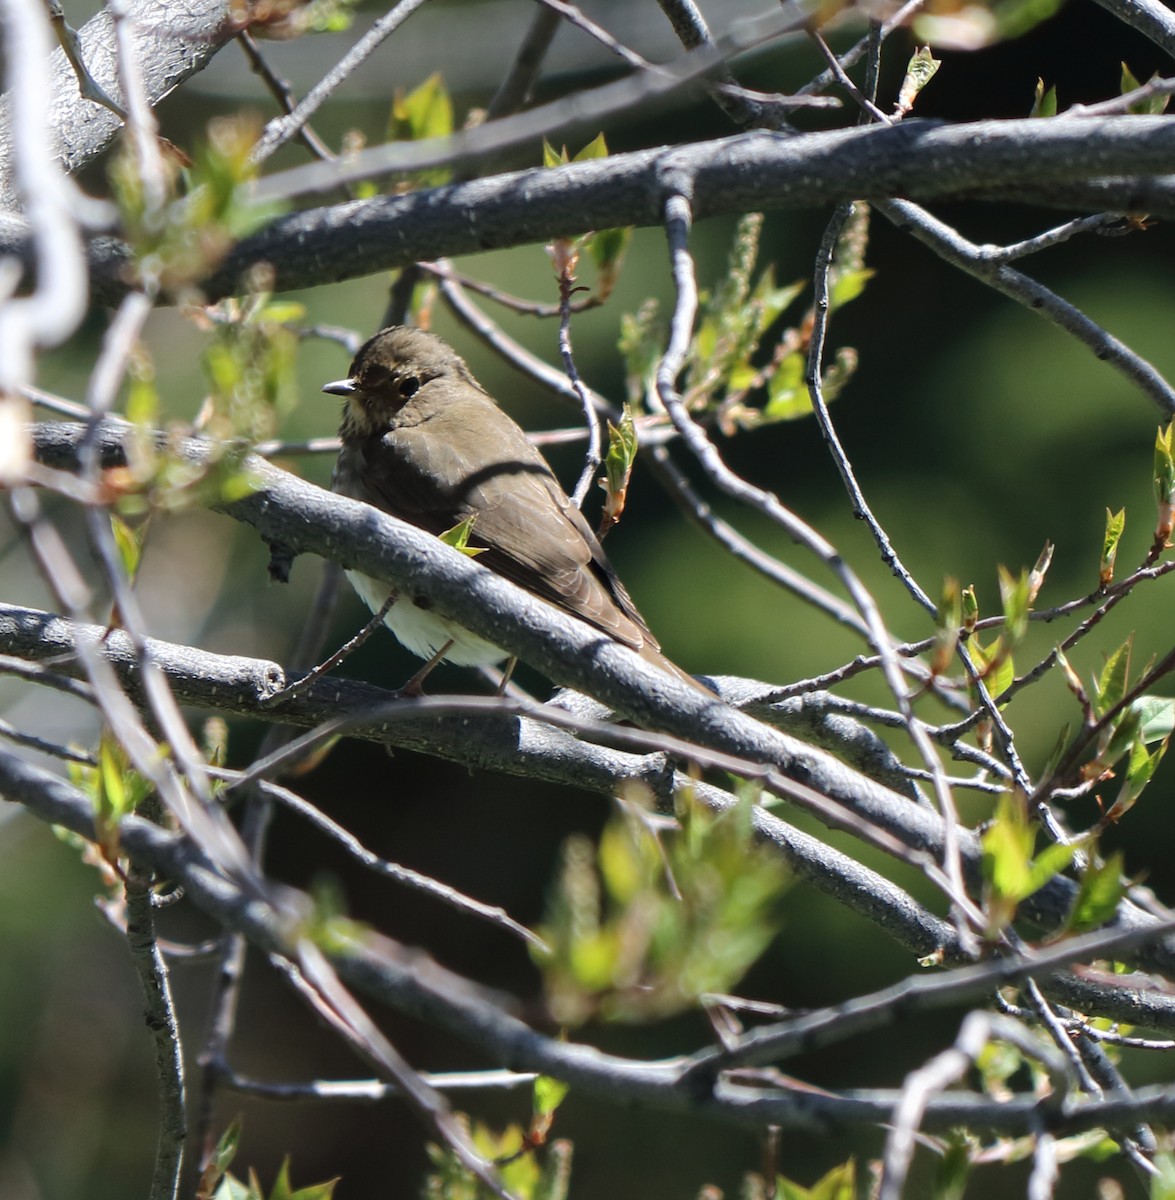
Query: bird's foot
[{"left": 397, "top": 639, "right": 454, "bottom": 696}]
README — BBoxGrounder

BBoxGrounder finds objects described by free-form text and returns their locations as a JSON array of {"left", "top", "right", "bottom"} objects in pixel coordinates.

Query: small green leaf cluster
[
  {"left": 598, "top": 404, "right": 637, "bottom": 537},
  {"left": 1032, "top": 61, "right": 1169, "bottom": 119},
  {"left": 536, "top": 785, "right": 789, "bottom": 1025},
  {"left": 706, "top": 1158, "right": 856, "bottom": 1200},
  {"left": 620, "top": 210, "right": 868, "bottom": 430},
  {"left": 958, "top": 546, "right": 1051, "bottom": 711},
  {"left": 896, "top": 47, "right": 942, "bottom": 117},
  {"left": 965, "top": 1037, "right": 1120, "bottom": 1167},
  {"left": 439, "top": 513, "right": 488, "bottom": 557},
  {"left": 65, "top": 731, "right": 155, "bottom": 863},
  {"left": 199, "top": 1117, "right": 339, "bottom": 1200},
  {"left": 1121, "top": 62, "right": 1170, "bottom": 114},
  {"left": 280, "top": 0, "right": 360, "bottom": 35},
  {"left": 388, "top": 73, "right": 455, "bottom": 189},
  {"left": 1053, "top": 634, "right": 1174, "bottom": 826},
  {"left": 105, "top": 296, "right": 303, "bottom": 520},
  {"left": 110, "top": 116, "right": 285, "bottom": 299},
  {"left": 980, "top": 792, "right": 1087, "bottom": 939},
  {"left": 913, "top": 0, "right": 1064, "bottom": 51},
  {"left": 201, "top": 295, "right": 302, "bottom": 446},
  {"left": 542, "top": 134, "right": 632, "bottom": 301},
  {"left": 422, "top": 1114, "right": 572, "bottom": 1200},
  {"left": 298, "top": 877, "right": 372, "bottom": 957}
]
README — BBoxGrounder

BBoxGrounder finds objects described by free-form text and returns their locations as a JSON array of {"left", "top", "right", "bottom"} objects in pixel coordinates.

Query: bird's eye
[{"left": 398, "top": 375, "right": 420, "bottom": 399}]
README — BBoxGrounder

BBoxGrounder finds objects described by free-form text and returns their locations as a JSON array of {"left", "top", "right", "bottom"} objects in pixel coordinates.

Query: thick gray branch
[
  {"left": 0, "top": 599, "right": 955, "bottom": 966},
  {"left": 7, "top": 116, "right": 1175, "bottom": 304},
  {"left": 222, "top": 115, "right": 1175, "bottom": 296},
  {"left": 0, "top": 0, "right": 236, "bottom": 211},
  {"left": 26, "top": 420, "right": 977, "bottom": 852},
  {"left": 6, "top": 746, "right": 1175, "bottom": 1133},
  {"left": 26, "top": 419, "right": 1175, "bottom": 989}
]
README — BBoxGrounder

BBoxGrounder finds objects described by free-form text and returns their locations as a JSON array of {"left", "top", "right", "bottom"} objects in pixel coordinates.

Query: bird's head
[{"left": 323, "top": 325, "right": 474, "bottom": 437}]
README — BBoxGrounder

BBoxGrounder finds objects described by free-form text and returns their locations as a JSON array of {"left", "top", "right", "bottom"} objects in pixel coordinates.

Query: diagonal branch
[
  {"left": 22, "top": 419, "right": 1175, "bottom": 991},
  {"left": 8, "top": 744, "right": 1175, "bottom": 1135}
]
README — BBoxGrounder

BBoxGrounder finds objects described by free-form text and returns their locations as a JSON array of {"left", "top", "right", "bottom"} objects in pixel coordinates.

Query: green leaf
[
  {"left": 125, "top": 353, "right": 159, "bottom": 428},
  {"left": 933, "top": 1132, "right": 975, "bottom": 1200},
  {"left": 1101, "top": 506, "right": 1125, "bottom": 586},
  {"left": 110, "top": 513, "right": 146, "bottom": 582},
  {"left": 438, "top": 513, "right": 486, "bottom": 557},
  {"left": 390, "top": 72, "right": 453, "bottom": 143},
  {"left": 587, "top": 227, "right": 629, "bottom": 267},
  {"left": 777, "top": 1159, "right": 856, "bottom": 1200},
  {"left": 211, "top": 1177, "right": 258, "bottom": 1200},
  {"left": 1157, "top": 423, "right": 1175, "bottom": 544},
  {"left": 895, "top": 46, "right": 941, "bottom": 115},
  {"left": 538, "top": 788, "right": 788, "bottom": 1024},
  {"left": 998, "top": 564, "right": 1031, "bottom": 647},
  {"left": 1136, "top": 695, "right": 1175, "bottom": 744},
  {"left": 572, "top": 132, "right": 608, "bottom": 161},
  {"left": 388, "top": 73, "right": 453, "bottom": 188},
  {"left": 542, "top": 139, "right": 570, "bottom": 168},
  {"left": 1150, "top": 1153, "right": 1175, "bottom": 1200},
  {"left": 269, "top": 1159, "right": 295, "bottom": 1200},
  {"left": 533, "top": 1075, "right": 571, "bottom": 1119},
  {"left": 961, "top": 584, "right": 979, "bottom": 632},
  {"left": 1099, "top": 704, "right": 1144, "bottom": 774},
  {"left": 97, "top": 733, "right": 129, "bottom": 823},
  {"left": 257, "top": 300, "right": 307, "bottom": 325},
  {"left": 751, "top": 273, "right": 804, "bottom": 335},
  {"left": 1095, "top": 636, "right": 1133, "bottom": 716},
  {"left": 618, "top": 300, "right": 663, "bottom": 409},
  {"left": 762, "top": 352, "right": 810, "bottom": 422},
  {"left": 828, "top": 267, "right": 874, "bottom": 311},
  {"left": 1030, "top": 77, "right": 1058, "bottom": 117},
  {"left": 982, "top": 792, "right": 1036, "bottom": 904},
  {"left": 286, "top": 1173, "right": 339, "bottom": 1200},
  {"left": 994, "top": 0, "right": 1066, "bottom": 39},
  {"left": 1154, "top": 422, "right": 1175, "bottom": 507},
  {"left": 931, "top": 576, "right": 961, "bottom": 676},
  {"left": 980, "top": 793, "right": 1082, "bottom": 932},
  {"left": 201, "top": 1116, "right": 245, "bottom": 1199},
  {"left": 1023, "top": 837, "right": 1082, "bottom": 898},
  {"left": 973, "top": 635, "right": 1014, "bottom": 702},
  {"left": 597, "top": 816, "right": 645, "bottom": 904},
  {"left": 1068, "top": 851, "right": 1126, "bottom": 933},
  {"left": 110, "top": 114, "right": 286, "bottom": 297},
  {"left": 599, "top": 405, "right": 638, "bottom": 533},
  {"left": 1122, "top": 62, "right": 1170, "bottom": 114},
  {"left": 1112, "top": 734, "right": 1168, "bottom": 817},
  {"left": 289, "top": 0, "right": 360, "bottom": 35},
  {"left": 1027, "top": 540, "right": 1053, "bottom": 603},
  {"left": 1039, "top": 720, "right": 1073, "bottom": 782}
]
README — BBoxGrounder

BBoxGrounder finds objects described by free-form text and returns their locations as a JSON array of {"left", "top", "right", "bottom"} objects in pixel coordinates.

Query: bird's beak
[{"left": 322, "top": 377, "right": 356, "bottom": 397}]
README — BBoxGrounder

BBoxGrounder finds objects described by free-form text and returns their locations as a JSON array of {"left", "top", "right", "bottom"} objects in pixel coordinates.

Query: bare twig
[
  {"left": 252, "top": 0, "right": 433, "bottom": 164},
  {"left": 125, "top": 867, "right": 187, "bottom": 1200},
  {"left": 879, "top": 198, "right": 1175, "bottom": 417}
]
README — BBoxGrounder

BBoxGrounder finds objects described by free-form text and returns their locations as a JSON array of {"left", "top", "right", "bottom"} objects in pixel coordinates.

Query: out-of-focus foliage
[{"left": 537, "top": 785, "right": 789, "bottom": 1025}]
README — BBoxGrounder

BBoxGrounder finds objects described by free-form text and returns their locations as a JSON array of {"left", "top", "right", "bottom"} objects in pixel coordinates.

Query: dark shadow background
[{"left": 2, "top": 1, "right": 1175, "bottom": 1197}]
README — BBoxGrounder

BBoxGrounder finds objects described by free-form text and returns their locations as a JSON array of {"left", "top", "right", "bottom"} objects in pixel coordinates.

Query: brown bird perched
[{"left": 322, "top": 325, "right": 707, "bottom": 693}]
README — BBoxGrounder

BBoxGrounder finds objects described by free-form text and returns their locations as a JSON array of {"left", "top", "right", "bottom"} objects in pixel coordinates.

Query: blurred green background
[{"left": 4, "top": 1, "right": 1175, "bottom": 1196}]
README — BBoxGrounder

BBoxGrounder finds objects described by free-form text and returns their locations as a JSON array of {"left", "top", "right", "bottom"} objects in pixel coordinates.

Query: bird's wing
[{"left": 356, "top": 415, "right": 657, "bottom": 651}]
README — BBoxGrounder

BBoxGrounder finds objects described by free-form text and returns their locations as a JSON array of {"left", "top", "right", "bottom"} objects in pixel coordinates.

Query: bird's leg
[
  {"left": 495, "top": 656, "right": 518, "bottom": 696},
  {"left": 263, "top": 588, "right": 398, "bottom": 706},
  {"left": 399, "top": 639, "right": 454, "bottom": 696}
]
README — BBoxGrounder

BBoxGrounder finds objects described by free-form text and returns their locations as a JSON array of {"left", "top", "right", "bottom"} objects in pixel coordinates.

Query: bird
[{"left": 321, "top": 325, "right": 709, "bottom": 694}]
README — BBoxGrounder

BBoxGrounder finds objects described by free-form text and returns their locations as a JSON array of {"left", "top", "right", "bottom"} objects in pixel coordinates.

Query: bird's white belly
[{"left": 345, "top": 569, "right": 507, "bottom": 667}]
